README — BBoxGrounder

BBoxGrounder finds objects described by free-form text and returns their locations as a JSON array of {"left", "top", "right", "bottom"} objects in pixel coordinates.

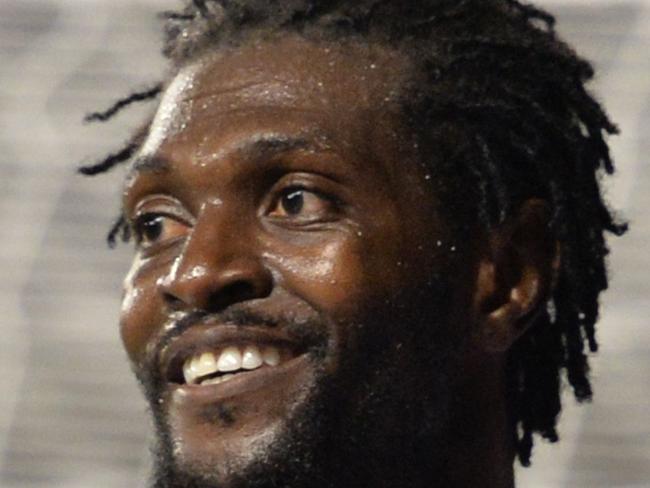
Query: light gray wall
[{"left": 0, "top": 1, "right": 648, "bottom": 486}]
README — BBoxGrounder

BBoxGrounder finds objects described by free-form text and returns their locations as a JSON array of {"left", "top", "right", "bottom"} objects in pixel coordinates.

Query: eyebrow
[
  {"left": 129, "top": 133, "right": 317, "bottom": 175},
  {"left": 237, "top": 134, "right": 312, "bottom": 161}
]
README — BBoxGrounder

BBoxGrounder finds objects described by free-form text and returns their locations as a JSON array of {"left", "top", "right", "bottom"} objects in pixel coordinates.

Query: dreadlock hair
[{"left": 81, "top": 0, "right": 627, "bottom": 467}]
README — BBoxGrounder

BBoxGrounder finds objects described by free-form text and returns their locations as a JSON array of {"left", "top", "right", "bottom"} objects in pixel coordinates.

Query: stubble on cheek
[
  {"left": 145, "top": 310, "right": 457, "bottom": 488},
  {"left": 147, "top": 354, "right": 333, "bottom": 488},
  {"left": 136, "top": 311, "right": 329, "bottom": 486}
]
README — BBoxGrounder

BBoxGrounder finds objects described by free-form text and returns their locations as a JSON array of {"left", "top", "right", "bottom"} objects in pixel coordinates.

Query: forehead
[
  {"left": 138, "top": 34, "right": 414, "bottom": 161},
  {"left": 189, "top": 35, "right": 408, "bottom": 103}
]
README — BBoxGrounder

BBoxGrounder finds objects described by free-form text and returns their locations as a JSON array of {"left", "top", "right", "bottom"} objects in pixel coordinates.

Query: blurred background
[{"left": 0, "top": 0, "right": 648, "bottom": 486}]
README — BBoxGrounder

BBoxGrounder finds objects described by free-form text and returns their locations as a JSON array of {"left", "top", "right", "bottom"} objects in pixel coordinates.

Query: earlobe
[
  {"left": 479, "top": 263, "right": 543, "bottom": 353},
  {"left": 473, "top": 199, "right": 559, "bottom": 353}
]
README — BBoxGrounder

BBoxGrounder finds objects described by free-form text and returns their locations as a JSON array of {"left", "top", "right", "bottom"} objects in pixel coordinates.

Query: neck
[
  {"left": 442, "top": 354, "right": 515, "bottom": 488},
  {"left": 365, "top": 354, "right": 514, "bottom": 488}
]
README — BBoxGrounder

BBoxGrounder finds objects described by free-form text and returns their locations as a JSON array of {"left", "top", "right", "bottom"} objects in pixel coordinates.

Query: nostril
[
  {"left": 158, "top": 260, "right": 274, "bottom": 312},
  {"left": 163, "top": 292, "right": 185, "bottom": 311},
  {"left": 209, "top": 281, "right": 257, "bottom": 311}
]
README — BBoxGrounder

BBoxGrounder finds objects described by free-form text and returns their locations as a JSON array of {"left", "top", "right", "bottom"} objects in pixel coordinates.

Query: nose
[{"left": 158, "top": 209, "right": 273, "bottom": 312}]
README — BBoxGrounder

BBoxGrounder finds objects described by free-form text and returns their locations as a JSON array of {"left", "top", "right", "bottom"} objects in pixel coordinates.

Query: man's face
[{"left": 120, "top": 35, "right": 477, "bottom": 487}]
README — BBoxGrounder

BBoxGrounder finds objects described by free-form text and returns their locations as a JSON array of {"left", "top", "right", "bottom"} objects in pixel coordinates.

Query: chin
[
  {"left": 146, "top": 341, "right": 455, "bottom": 488},
  {"left": 162, "top": 355, "right": 322, "bottom": 485},
  {"left": 141, "top": 280, "right": 456, "bottom": 488},
  {"left": 147, "top": 352, "right": 339, "bottom": 488}
]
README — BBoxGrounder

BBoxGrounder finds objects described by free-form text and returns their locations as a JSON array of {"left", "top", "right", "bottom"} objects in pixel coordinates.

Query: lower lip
[{"left": 168, "top": 353, "right": 313, "bottom": 405}]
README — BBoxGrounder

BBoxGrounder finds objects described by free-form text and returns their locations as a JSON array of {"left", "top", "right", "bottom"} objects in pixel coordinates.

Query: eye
[
  {"left": 268, "top": 188, "right": 334, "bottom": 221},
  {"left": 133, "top": 213, "right": 190, "bottom": 249}
]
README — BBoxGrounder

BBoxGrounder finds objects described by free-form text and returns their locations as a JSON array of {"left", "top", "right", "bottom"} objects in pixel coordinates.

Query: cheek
[
  {"left": 119, "top": 255, "right": 166, "bottom": 363},
  {"left": 264, "top": 240, "right": 352, "bottom": 311},
  {"left": 263, "top": 235, "right": 391, "bottom": 319}
]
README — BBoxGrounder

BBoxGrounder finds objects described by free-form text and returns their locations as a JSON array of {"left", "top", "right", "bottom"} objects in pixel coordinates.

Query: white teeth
[
  {"left": 217, "top": 346, "right": 242, "bottom": 372},
  {"left": 198, "top": 352, "right": 218, "bottom": 374},
  {"left": 201, "top": 373, "right": 236, "bottom": 386},
  {"left": 263, "top": 346, "right": 280, "bottom": 366},
  {"left": 183, "top": 352, "right": 219, "bottom": 384},
  {"left": 183, "top": 358, "right": 197, "bottom": 384},
  {"left": 242, "top": 345, "right": 263, "bottom": 370},
  {"left": 181, "top": 345, "right": 285, "bottom": 385}
]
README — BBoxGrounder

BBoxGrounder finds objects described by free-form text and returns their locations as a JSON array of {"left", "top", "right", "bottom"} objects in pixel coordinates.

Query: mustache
[
  {"left": 158, "top": 306, "right": 283, "bottom": 351},
  {"left": 138, "top": 305, "right": 329, "bottom": 386}
]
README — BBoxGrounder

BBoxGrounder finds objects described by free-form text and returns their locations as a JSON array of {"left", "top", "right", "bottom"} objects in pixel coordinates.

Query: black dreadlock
[
  {"left": 81, "top": 0, "right": 626, "bottom": 467},
  {"left": 78, "top": 84, "right": 162, "bottom": 176},
  {"left": 83, "top": 84, "right": 163, "bottom": 123}
]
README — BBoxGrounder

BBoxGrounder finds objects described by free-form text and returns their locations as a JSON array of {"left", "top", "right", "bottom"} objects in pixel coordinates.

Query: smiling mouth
[
  {"left": 162, "top": 325, "right": 307, "bottom": 390},
  {"left": 180, "top": 344, "right": 297, "bottom": 386}
]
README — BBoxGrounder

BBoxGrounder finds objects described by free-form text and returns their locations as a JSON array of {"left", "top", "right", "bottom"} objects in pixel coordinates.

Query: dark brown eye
[
  {"left": 268, "top": 188, "right": 333, "bottom": 220},
  {"left": 140, "top": 215, "right": 163, "bottom": 242},
  {"left": 134, "top": 214, "right": 189, "bottom": 248},
  {"left": 282, "top": 190, "right": 305, "bottom": 215}
]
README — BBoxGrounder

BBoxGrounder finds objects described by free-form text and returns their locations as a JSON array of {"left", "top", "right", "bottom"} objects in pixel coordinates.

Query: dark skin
[{"left": 120, "top": 34, "right": 557, "bottom": 488}]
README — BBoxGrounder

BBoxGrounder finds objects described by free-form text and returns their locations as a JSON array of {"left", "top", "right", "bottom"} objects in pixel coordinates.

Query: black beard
[{"left": 139, "top": 273, "right": 458, "bottom": 488}]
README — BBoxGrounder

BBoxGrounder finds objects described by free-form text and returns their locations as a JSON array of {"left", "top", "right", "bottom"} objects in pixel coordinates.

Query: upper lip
[{"left": 159, "top": 322, "right": 303, "bottom": 384}]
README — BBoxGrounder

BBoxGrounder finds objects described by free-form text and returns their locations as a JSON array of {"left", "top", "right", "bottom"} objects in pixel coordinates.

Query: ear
[{"left": 472, "top": 199, "right": 560, "bottom": 353}]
